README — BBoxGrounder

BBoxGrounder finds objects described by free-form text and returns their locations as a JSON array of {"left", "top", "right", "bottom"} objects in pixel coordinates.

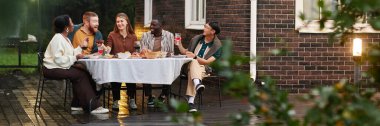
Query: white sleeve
[
  {"left": 49, "top": 36, "right": 76, "bottom": 68},
  {"left": 74, "top": 47, "right": 82, "bottom": 56}
]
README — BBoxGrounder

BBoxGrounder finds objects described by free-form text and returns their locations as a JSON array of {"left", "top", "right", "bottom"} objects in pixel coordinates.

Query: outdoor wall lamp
[
  {"left": 352, "top": 38, "right": 362, "bottom": 59},
  {"left": 352, "top": 38, "right": 362, "bottom": 84}
]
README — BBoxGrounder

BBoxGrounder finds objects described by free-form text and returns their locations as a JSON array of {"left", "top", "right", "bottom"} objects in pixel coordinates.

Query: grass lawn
[{"left": 0, "top": 48, "right": 38, "bottom": 74}]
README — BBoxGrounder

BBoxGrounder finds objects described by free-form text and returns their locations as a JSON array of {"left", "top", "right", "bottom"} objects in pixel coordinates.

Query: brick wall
[
  {"left": 134, "top": 0, "right": 376, "bottom": 93},
  {"left": 256, "top": 0, "right": 378, "bottom": 93},
  {"left": 134, "top": 0, "right": 251, "bottom": 69},
  {"left": 135, "top": 0, "right": 250, "bottom": 54}
]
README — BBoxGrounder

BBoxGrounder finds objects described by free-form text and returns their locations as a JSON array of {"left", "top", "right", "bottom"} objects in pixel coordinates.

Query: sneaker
[
  {"left": 147, "top": 97, "right": 155, "bottom": 108},
  {"left": 112, "top": 100, "right": 119, "bottom": 110},
  {"left": 188, "top": 103, "right": 197, "bottom": 112},
  {"left": 129, "top": 99, "right": 138, "bottom": 110},
  {"left": 90, "top": 107, "right": 109, "bottom": 114},
  {"left": 71, "top": 107, "right": 83, "bottom": 111},
  {"left": 195, "top": 84, "right": 205, "bottom": 93}
]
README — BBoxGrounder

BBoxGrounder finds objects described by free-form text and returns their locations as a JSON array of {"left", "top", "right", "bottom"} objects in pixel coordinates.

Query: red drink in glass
[
  {"left": 98, "top": 49, "right": 104, "bottom": 55},
  {"left": 175, "top": 33, "right": 181, "bottom": 45}
]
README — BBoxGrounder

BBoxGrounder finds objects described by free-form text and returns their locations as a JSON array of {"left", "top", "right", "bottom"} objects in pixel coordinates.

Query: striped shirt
[{"left": 140, "top": 30, "right": 174, "bottom": 53}]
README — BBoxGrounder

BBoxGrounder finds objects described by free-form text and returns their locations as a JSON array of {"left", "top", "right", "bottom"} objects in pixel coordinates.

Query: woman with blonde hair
[{"left": 106, "top": 12, "right": 138, "bottom": 110}]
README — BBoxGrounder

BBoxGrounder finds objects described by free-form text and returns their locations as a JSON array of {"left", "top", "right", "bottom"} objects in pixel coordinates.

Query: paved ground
[{"left": 0, "top": 71, "right": 310, "bottom": 125}]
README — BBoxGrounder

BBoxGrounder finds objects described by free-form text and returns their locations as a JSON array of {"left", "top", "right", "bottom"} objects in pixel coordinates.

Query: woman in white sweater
[{"left": 43, "top": 15, "right": 108, "bottom": 114}]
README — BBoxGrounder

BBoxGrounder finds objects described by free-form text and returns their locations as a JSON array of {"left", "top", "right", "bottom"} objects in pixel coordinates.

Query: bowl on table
[
  {"left": 117, "top": 52, "right": 131, "bottom": 59},
  {"left": 145, "top": 51, "right": 161, "bottom": 59}
]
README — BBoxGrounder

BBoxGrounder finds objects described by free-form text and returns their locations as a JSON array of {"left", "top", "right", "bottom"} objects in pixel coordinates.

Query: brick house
[{"left": 133, "top": 0, "right": 377, "bottom": 93}]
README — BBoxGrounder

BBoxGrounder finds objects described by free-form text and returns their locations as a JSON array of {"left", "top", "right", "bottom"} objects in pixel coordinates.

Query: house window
[
  {"left": 144, "top": 0, "right": 153, "bottom": 27},
  {"left": 185, "top": 0, "right": 206, "bottom": 30},
  {"left": 295, "top": 0, "right": 379, "bottom": 33}
]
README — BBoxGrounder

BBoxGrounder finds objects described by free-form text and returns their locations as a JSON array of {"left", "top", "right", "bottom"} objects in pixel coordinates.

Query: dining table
[{"left": 78, "top": 57, "right": 192, "bottom": 85}]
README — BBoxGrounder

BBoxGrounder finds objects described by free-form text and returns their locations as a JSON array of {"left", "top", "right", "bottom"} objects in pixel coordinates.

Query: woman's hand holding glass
[
  {"left": 175, "top": 33, "right": 182, "bottom": 46},
  {"left": 96, "top": 40, "right": 106, "bottom": 55}
]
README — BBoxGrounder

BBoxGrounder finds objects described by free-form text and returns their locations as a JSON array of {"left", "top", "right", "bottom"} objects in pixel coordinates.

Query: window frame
[
  {"left": 295, "top": 0, "right": 380, "bottom": 33},
  {"left": 185, "top": 0, "right": 206, "bottom": 30},
  {"left": 144, "top": 0, "right": 153, "bottom": 27}
]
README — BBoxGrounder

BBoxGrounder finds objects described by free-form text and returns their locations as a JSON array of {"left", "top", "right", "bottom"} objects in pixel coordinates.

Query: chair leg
[
  {"left": 38, "top": 79, "right": 46, "bottom": 111},
  {"left": 107, "top": 85, "right": 111, "bottom": 108},
  {"left": 34, "top": 78, "right": 43, "bottom": 112},
  {"left": 102, "top": 85, "right": 106, "bottom": 107},
  {"left": 218, "top": 77, "right": 222, "bottom": 108},
  {"left": 168, "top": 85, "right": 171, "bottom": 104},
  {"left": 178, "top": 79, "right": 182, "bottom": 100}
]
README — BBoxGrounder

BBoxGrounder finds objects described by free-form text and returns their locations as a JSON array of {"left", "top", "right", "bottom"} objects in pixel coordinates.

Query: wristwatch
[{"left": 193, "top": 56, "right": 197, "bottom": 59}]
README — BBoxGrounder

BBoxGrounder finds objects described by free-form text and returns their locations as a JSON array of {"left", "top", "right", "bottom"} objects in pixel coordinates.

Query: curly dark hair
[{"left": 53, "top": 15, "right": 71, "bottom": 33}]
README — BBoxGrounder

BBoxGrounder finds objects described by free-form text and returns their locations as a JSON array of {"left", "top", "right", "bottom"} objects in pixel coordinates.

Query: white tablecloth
[{"left": 78, "top": 58, "right": 192, "bottom": 85}]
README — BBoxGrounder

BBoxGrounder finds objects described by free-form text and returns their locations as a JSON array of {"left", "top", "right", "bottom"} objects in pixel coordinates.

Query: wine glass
[
  {"left": 175, "top": 33, "right": 181, "bottom": 45},
  {"left": 81, "top": 38, "right": 89, "bottom": 50},
  {"left": 96, "top": 40, "right": 104, "bottom": 55}
]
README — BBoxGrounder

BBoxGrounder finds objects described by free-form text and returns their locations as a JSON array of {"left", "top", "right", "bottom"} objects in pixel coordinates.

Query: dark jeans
[
  {"left": 111, "top": 82, "right": 136, "bottom": 100},
  {"left": 143, "top": 84, "right": 170, "bottom": 97},
  {"left": 42, "top": 66, "right": 100, "bottom": 112}
]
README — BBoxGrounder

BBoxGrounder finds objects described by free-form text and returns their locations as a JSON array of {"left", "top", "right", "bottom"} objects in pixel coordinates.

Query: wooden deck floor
[{"left": 0, "top": 72, "right": 310, "bottom": 125}]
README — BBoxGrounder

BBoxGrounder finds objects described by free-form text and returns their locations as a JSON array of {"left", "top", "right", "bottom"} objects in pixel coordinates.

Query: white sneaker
[
  {"left": 71, "top": 107, "right": 83, "bottom": 111},
  {"left": 112, "top": 100, "right": 119, "bottom": 109},
  {"left": 90, "top": 107, "right": 109, "bottom": 114},
  {"left": 129, "top": 99, "right": 138, "bottom": 110}
]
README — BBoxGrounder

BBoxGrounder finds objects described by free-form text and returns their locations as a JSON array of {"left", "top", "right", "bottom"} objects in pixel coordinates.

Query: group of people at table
[{"left": 42, "top": 11, "right": 222, "bottom": 114}]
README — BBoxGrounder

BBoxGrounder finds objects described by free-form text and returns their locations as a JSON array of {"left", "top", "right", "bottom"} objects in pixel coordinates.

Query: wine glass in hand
[
  {"left": 96, "top": 40, "right": 105, "bottom": 55},
  {"left": 175, "top": 33, "right": 181, "bottom": 45},
  {"left": 81, "top": 37, "right": 89, "bottom": 50}
]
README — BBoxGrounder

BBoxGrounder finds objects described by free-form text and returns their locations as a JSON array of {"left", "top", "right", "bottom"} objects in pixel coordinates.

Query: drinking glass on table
[
  {"left": 96, "top": 40, "right": 104, "bottom": 55},
  {"left": 174, "top": 33, "right": 181, "bottom": 45}
]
